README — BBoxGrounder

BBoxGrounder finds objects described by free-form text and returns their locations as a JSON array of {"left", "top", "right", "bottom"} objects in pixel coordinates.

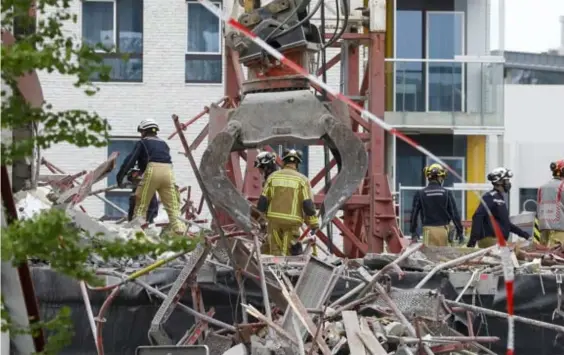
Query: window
[
  {"left": 105, "top": 139, "right": 137, "bottom": 218},
  {"left": 519, "top": 188, "right": 538, "bottom": 213},
  {"left": 505, "top": 68, "right": 564, "bottom": 85},
  {"left": 186, "top": 1, "right": 222, "bottom": 83},
  {"left": 82, "top": 0, "right": 144, "bottom": 82},
  {"left": 426, "top": 12, "right": 464, "bottom": 112},
  {"left": 395, "top": 10, "right": 424, "bottom": 112}
]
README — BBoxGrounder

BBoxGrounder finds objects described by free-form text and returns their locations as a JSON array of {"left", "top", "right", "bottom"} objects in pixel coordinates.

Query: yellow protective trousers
[
  {"left": 422, "top": 225, "right": 449, "bottom": 246},
  {"left": 543, "top": 230, "right": 564, "bottom": 247},
  {"left": 261, "top": 222, "right": 300, "bottom": 256},
  {"left": 134, "top": 162, "right": 186, "bottom": 234}
]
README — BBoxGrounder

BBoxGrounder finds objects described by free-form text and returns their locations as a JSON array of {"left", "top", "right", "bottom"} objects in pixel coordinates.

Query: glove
[
  {"left": 258, "top": 218, "right": 267, "bottom": 233},
  {"left": 118, "top": 178, "right": 127, "bottom": 189},
  {"left": 521, "top": 231, "right": 531, "bottom": 240}
]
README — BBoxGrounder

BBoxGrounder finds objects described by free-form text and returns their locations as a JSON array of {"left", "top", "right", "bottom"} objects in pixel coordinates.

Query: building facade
[
  {"left": 40, "top": 0, "right": 228, "bottom": 218},
  {"left": 501, "top": 52, "right": 564, "bottom": 216},
  {"left": 385, "top": 0, "right": 504, "bottom": 234},
  {"left": 39, "top": 0, "right": 505, "bottom": 240}
]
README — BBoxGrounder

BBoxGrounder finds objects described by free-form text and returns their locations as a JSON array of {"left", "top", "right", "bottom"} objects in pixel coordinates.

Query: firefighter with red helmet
[
  {"left": 536, "top": 159, "right": 564, "bottom": 246},
  {"left": 256, "top": 148, "right": 318, "bottom": 256}
]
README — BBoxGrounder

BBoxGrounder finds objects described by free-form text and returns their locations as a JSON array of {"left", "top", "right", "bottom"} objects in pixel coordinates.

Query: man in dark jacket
[
  {"left": 467, "top": 167, "right": 530, "bottom": 248},
  {"left": 410, "top": 163, "right": 464, "bottom": 246},
  {"left": 115, "top": 119, "right": 185, "bottom": 234},
  {"left": 254, "top": 151, "right": 279, "bottom": 183}
]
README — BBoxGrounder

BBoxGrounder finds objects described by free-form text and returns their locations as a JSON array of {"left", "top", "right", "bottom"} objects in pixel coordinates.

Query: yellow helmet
[{"left": 424, "top": 163, "right": 447, "bottom": 180}]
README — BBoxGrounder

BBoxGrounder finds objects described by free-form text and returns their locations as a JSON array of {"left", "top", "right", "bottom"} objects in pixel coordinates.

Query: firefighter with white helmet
[
  {"left": 467, "top": 167, "right": 530, "bottom": 248},
  {"left": 410, "top": 163, "right": 464, "bottom": 246},
  {"left": 536, "top": 159, "right": 564, "bottom": 246},
  {"left": 115, "top": 119, "right": 186, "bottom": 234},
  {"left": 254, "top": 150, "right": 279, "bottom": 182},
  {"left": 256, "top": 148, "right": 318, "bottom": 256}
]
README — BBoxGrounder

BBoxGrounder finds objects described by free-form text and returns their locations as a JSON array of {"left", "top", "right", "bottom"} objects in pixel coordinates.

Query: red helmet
[{"left": 550, "top": 159, "right": 564, "bottom": 177}]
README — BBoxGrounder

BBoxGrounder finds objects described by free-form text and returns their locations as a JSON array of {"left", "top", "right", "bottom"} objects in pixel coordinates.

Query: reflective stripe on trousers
[
  {"left": 262, "top": 222, "right": 300, "bottom": 256},
  {"left": 134, "top": 162, "right": 185, "bottom": 233}
]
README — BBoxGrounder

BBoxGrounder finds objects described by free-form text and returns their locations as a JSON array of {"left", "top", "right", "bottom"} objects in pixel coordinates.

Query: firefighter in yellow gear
[
  {"left": 256, "top": 148, "right": 319, "bottom": 256},
  {"left": 537, "top": 159, "right": 564, "bottom": 247}
]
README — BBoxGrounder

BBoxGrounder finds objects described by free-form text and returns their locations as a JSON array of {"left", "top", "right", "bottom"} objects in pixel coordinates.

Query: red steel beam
[
  {"left": 1, "top": 167, "right": 45, "bottom": 352},
  {"left": 367, "top": 32, "right": 387, "bottom": 253},
  {"left": 316, "top": 52, "right": 341, "bottom": 76}
]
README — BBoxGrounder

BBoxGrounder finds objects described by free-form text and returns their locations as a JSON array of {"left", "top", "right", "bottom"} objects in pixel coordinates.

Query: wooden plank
[
  {"left": 341, "top": 311, "right": 366, "bottom": 355},
  {"left": 359, "top": 318, "right": 387, "bottom": 355}
]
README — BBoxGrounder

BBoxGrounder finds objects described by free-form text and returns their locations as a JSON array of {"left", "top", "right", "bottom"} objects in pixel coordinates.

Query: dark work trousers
[{"left": 128, "top": 188, "right": 158, "bottom": 223}]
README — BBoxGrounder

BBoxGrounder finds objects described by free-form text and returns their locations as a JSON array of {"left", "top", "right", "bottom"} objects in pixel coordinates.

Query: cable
[
  {"left": 323, "top": 0, "right": 340, "bottom": 48},
  {"left": 263, "top": 0, "right": 312, "bottom": 42},
  {"left": 322, "top": 0, "right": 349, "bottom": 50}
]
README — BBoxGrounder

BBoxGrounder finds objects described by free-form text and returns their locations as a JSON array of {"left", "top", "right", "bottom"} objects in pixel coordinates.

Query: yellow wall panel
[{"left": 466, "top": 135, "right": 486, "bottom": 220}]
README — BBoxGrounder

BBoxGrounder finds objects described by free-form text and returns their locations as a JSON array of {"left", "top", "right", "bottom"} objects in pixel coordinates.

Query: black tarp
[{"left": 30, "top": 267, "right": 564, "bottom": 355}]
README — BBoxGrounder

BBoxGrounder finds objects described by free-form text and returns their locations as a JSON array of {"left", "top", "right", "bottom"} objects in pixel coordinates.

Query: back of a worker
[
  {"left": 537, "top": 160, "right": 564, "bottom": 246},
  {"left": 116, "top": 119, "right": 186, "bottom": 234},
  {"left": 257, "top": 148, "right": 318, "bottom": 256},
  {"left": 410, "top": 163, "right": 463, "bottom": 246}
]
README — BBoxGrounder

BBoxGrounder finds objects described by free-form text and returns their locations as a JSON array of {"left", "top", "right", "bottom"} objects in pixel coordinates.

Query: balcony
[{"left": 384, "top": 59, "right": 505, "bottom": 129}]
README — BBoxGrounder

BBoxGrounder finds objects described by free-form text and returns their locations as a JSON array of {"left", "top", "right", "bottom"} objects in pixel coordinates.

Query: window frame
[
  {"left": 82, "top": 0, "right": 144, "bottom": 82},
  {"left": 185, "top": 0, "right": 223, "bottom": 84},
  {"left": 424, "top": 11, "right": 466, "bottom": 113},
  {"left": 105, "top": 137, "right": 139, "bottom": 218}
]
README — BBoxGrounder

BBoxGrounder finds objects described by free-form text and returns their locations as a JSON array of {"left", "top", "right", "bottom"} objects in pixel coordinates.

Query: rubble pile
[{"left": 13, "top": 161, "right": 564, "bottom": 354}]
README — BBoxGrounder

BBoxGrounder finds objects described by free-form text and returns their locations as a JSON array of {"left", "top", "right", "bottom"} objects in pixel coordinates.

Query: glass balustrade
[{"left": 384, "top": 59, "right": 505, "bottom": 127}]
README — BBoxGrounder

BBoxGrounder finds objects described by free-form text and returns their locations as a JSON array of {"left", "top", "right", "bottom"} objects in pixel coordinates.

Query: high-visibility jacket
[
  {"left": 257, "top": 166, "right": 319, "bottom": 228},
  {"left": 537, "top": 178, "right": 564, "bottom": 231}
]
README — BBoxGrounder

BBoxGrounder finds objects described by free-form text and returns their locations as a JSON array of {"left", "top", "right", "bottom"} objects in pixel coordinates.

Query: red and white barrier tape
[{"left": 198, "top": 1, "right": 515, "bottom": 352}]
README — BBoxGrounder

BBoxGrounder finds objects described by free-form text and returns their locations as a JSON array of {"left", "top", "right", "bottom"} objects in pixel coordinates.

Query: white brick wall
[{"left": 39, "top": 0, "right": 361, "bottom": 244}]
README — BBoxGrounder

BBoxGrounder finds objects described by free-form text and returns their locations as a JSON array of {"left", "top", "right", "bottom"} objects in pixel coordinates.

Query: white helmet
[
  {"left": 137, "top": 119, "right": 159, "bottom": 132},
  {"left": 487, "top": 167, "right": 513, "bottom": 184},
  {"left": 254, "top": 151, "right": 277, "bottom": 169}
]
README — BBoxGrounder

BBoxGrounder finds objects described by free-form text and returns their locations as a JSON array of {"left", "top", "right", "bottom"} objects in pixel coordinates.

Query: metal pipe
[
  {"left": 167, "top": 96, "right": 227, "bottom": 139},
  {"left": 47, "top": 163, "right": 128, "bottom": 215},
  {"left": 331, "top": 243, "right": 423, "bottom": 307},
  {"left": 97, "top": 270, "right": 236, "bottom": 331},
  {"left": 387, "top": 336, "right": 500, "bottom": 344},
  {"left": 445, "top": 300, "right": 564, "bottom": 334},
  {"left": 88, "top": 251, "right": 187, "bottom": 291},
  {"left": 172, "top": 114, "right": 247, "bottom": 324},
  {"left": 95, "top": 287, "right": 120, "bottom": 355},
  {"left": 0, "top": 166, "right": 46, "bottom": 352},
  {"left": 415, "top": 246, "right": 496, "bottom": 289},
  {"left": 454, "top": 270, "right": 478, "bottom": 303},
  {"left": 79, "top": 281, "right": 98, "bottom": 349},
  {"left": 253, "top": 234, "right": 274, "bottom": 337}
]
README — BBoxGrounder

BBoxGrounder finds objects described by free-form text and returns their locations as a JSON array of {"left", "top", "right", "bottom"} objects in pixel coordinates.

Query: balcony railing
[{"left": 384, "top": 58, "right": 505, "bottom": 127}]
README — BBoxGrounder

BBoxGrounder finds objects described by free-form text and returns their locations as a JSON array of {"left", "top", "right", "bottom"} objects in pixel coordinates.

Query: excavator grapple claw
[
  {"left": 199, "top": 90, "right": 368, "bottom": 232},
  {"left": 319, "top": 115, "right": 368, "bottom": 229}
]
